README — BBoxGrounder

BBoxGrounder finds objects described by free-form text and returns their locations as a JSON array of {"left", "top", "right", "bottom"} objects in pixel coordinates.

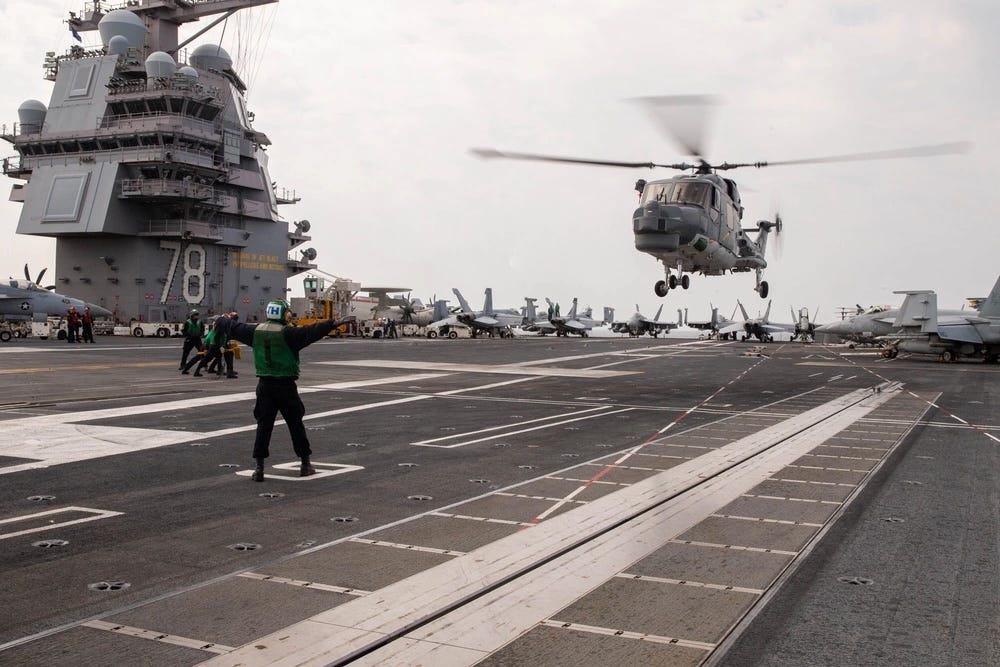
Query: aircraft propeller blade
[{"left": 23, "top": 264, "right": 30, "bottom": 282}]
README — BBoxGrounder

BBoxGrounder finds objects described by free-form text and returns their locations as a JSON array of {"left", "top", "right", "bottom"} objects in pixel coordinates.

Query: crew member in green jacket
[{"left": 228, "top": 299, "right": 354, "bottom": 481}]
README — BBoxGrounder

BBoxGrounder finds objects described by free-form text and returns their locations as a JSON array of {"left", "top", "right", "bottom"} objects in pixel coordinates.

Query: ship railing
[
  {"left": 273, "top": 186, "right": 300, "bottom": 204},
  {"left": 10, "top": 145, "right": 225, "bottom": 172},
  {"left": 1, "top": 155, "right": 24, "bottom": 176},
  {"left": 143, "top": 219, "right": 224, "bottom": 241},
  {"left": 99, "top": 112, "right": 221, "bottom": 137},
  {"left": 120, "top": 178, "right": 226, "bottom": 205}
]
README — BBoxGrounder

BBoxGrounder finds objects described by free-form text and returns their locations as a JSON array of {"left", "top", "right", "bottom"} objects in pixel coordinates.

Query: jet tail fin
[
  {"left": 737, "top": 301, "right": 749, "bottom": 321},
  {"left": 893, "top": 290, "right": 938, "bottom": 332},
  {"left": 452, "top": 288, "right": 474, "bottom": 314},
  {"left": 603, "top": 306, "right": 615, "bottom": 324},
  {"left": 483, "top": 288, "right": 494, "bottom": 316},
  {"left": 567, "top": 298, "right": 578, "bottom": 319},
  {"left": 432, "top": 299, "right": 450, "bottom": 321},
  {"left": 677, "top": 309, "right": 683, "bottom": 326},
  {"left": 524, "top": 297, "right": 538, "bottom": 321},
  {"left": 653, "top": 304, "right": 663, "bottom": 321},
  {"left": 976, "top": 275, "right": 1000, "bottom": 318},
  {"left": 763, "top": 300, "right": 771, "bottom": 322}
]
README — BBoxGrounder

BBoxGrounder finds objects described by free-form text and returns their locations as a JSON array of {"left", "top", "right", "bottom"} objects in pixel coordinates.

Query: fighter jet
[
  {"left": 877, "top": 275, "right": 1000, "bottom": 363},
  {"left": 684, "top": 305, "right": 736, "bottom": 339},
  {"left": 789, "top": 306, "right": 821, "bottom": 342},
  {"left": 520, "top": 298, "right": 558, "bottom": 335},
  {"left": 1, "top": 267, "right": 112, "bottom": 323},
  {"left": 544, "top": 297, "right": 600, "bottom": 337},
  {"left": 717, "top": 300, "right": 794, "bottom": 342},
  {"left": 427, "top": 288, "right": 520, "bottom": 338},
  {"left": 611, "top": 304, "right": 680, "bottom": 337},
  {"left": 816, "top": 303, "right": 963, "bottom": 345}
]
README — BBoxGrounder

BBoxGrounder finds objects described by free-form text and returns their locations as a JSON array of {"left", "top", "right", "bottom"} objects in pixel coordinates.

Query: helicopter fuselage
[{"left": 632, "top": 173, "right": 766, "bottom": 275}]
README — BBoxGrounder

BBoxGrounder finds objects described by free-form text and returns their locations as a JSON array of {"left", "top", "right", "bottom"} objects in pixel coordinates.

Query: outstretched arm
[
  {"left": 228, "top": 322, "right": 258, "bottom": 346},
  {"left": 284, "top": 317, "right": 355, "bottom": 352}
]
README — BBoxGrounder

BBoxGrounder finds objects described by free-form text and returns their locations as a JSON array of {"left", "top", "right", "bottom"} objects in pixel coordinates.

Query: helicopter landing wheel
[
  {"left": 668, "top": 275, "right": 678, "bottom": 290},
  {"left": 654, "top": 280, "right": 668, "bottom": 297},
  {"left": 681, "top": 274, "right": 690, "bottom": 289},
  {"left": 758, "top": 281, "right": 769, "bottom": 299}
]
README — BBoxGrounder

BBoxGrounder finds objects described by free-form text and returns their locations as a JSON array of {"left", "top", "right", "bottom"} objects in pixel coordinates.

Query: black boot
[
  {"left": 300, "top": 457, "right": 316, "bottom": 477},
  {"left": 251, "top": 458, "right": 265, "bottom": 482}
]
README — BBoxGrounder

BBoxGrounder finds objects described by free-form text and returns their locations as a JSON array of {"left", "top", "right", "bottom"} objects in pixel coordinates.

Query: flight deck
[{"left": 0, "top": 336, "right": 996, "bottom": 666}]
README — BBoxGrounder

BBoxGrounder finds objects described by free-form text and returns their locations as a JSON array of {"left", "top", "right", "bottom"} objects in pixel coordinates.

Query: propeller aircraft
[{"left": 473, "top": 95, "right": 969, "bottom": 299}]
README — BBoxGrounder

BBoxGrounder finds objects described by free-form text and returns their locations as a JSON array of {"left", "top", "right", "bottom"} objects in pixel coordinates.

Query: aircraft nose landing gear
[
  {"left": 655, "top": 263, "right": 691, "bottom": 297},
  {"left": 754, "top": 269, "right": 769, "bottom": 299}
]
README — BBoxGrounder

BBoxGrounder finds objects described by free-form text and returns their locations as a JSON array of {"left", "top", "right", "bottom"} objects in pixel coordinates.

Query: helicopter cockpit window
[
  {"left": 640, "top": 182, "right": 674, "bottom": 205},
  {"left": 669, "top": 182, "right": 710, "bottom": 207}
]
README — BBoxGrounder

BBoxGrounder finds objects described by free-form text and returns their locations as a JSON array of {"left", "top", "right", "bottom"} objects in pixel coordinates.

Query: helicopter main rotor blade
[
  {"left": 629, "top": 95, "right": 718, "bottom": 160},
  {"left": 471, "top": 148, "right": 689, "bottom": 170},
  {"left": 757, "top": 141, "right": 971, "bottom": 168}
]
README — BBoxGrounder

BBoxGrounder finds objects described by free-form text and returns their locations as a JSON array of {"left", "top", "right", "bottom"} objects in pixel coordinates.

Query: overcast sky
[{"left": 2, "top": 0, "right": 997, "bottom": 325}]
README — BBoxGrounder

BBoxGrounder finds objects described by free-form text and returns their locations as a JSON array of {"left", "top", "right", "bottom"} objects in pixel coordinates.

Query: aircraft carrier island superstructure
[{"left": 2, "top": 0, "right": 315, "bottom": 323}]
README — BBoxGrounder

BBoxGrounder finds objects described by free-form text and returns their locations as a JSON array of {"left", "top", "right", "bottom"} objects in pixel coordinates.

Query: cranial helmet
[
  {"left": 190, "top": 309, "right": 199, "bottom": 317},
  {"left": 265, "top": 299, "right": 291, "bottom": 323}
]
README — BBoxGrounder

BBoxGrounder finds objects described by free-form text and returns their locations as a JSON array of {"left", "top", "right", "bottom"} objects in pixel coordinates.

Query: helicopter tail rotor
[{"left": 773, "top": 212, "right": 784, "bottom": 259}]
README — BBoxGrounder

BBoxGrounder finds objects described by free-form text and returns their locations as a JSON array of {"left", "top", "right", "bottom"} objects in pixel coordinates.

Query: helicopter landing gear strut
[
  {"left": 754, "top": 269, "right": 769, "bottom": 299},
  {"left": 655, "top": 264, "right": 690, "bottom": 297}
]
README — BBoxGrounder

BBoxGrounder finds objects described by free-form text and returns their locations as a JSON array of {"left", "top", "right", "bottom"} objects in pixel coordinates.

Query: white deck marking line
[
  {"left": 349, "top": 538, "right": 467, "bottom": 556},
  {"left": 411, "top": 406, "right": 612, "bottom": 445},
  {"left": 495, "top": 492, "right": 589, "bottom": 505},
  {"left": 614, "top": 572, "right": 765, "bottom": 595},
  {"left": 808, "top": 372, "right": 822, "bottom": 377},
  {"left": 768, "top": 478, "right": 855, "bottom": 487},
  {"left": 712, "top": 513, "right": 823, "bottom": 527},
  {"left": 413, "top": 408, "right": 635, "bottom": 449},
  {"left": 542, "top": 619, "right": 716, "bottom": 651},
  {"left": 83, "top": 620, "right": 234, "bottom": 654},
  {"left": 319, "top": 359, "right": 636, "bottom": 378},
  {"left": 237, "top": 572, "right": 371, "bottom": 596},
  {"left": 670, "top": 539, "right": 799, "bottom": 555},
  {"left": 787, "top": 464, "right": 870, "bottom": 473},
  {"left": 233, "top": 461, "right": 364, "bottom": 481},
  {"left": 743, "top": 494, "right": 842, "bottom": 505},
  {"left": 0, "top": 506, "right": 123, "bottom": 540},
  {"left": 429, "top": 512, "right": 534, "bottom": 527}
]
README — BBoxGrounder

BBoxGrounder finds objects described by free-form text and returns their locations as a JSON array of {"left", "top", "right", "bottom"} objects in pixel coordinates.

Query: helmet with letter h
[{"left": 265, "top": 299, "right": 292, "bottom": 324}]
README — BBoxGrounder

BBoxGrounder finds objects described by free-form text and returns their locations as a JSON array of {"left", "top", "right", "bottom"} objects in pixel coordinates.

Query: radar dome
[
  {"left": 98, "top": 9, "right": 146, "bottom": 49},
  {"left": 17, "top": 99, "right": 47, "bottom": 135},
  {"left": 177, "top": 66, "right": 199, "bottom": 79},
  {"left": 108, "top": 35, "right": 130, "bottom": 56},
  {"left": 190, "top": 44, "right": 233, "bottom": 72},
  {"left": 145, "top": 51, "right": 176, "bottom": 79}
]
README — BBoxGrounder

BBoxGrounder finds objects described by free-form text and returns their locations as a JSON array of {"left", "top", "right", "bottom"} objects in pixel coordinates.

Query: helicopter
[{"left": 473, "top": 95, "right": 969, "bottom": 299}]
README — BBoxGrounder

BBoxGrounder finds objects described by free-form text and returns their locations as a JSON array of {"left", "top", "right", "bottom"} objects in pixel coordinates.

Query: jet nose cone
[
  {"left": 816, "top": 321, "right": 845, "bottom": 335},
  {"left": 86, "top": 302, "right": 113, "bottom": 318}
]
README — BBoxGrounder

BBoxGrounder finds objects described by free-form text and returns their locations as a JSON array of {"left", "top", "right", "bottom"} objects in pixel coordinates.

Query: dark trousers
[
  {"left": 82, "top": 323, "right": 94, "bottom": 343},
  {"left": 180, "top": 337, "right": 203, "bottom": 368},
  {"left": 253, "top": 379, "right": 311, "bottom": 460},
  {"left": 66, "top": 325, "right": 76, "bottom": 343},
  {"left": 183, "top": 345, "right": 220, "bottom": 374}
]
